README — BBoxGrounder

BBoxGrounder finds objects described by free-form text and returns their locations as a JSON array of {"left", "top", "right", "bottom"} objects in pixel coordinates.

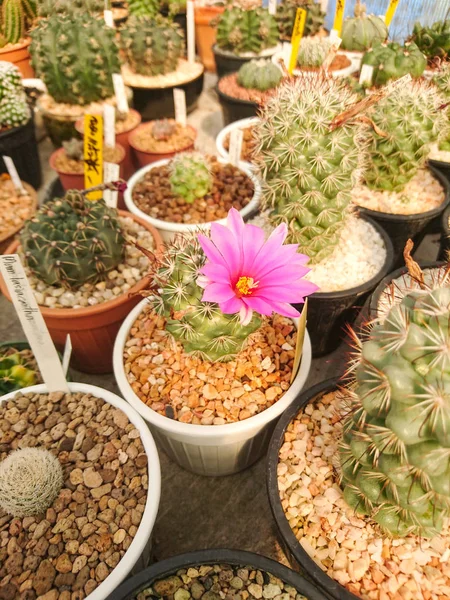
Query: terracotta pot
[
  {"left": 0, "top": 211, "right": 164, "bottom": 374},
  {"left": 129, "top": 122, "right": 197, "bottom": 167},
  {"left": 0, "top": 38, "right": 34, "bottom": 78},
  {"left": 194, "top": 5, "right": 225, "bottom": 72},
  {"left": 0, "top": 182, "right": 37, "bottom": 254}
]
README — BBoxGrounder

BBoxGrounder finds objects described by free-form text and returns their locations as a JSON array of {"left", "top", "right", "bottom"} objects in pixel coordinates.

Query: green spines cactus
[
  {"left": 0, "top": 61, "right": 30, "bottom": 128},
  {"left": 37, "top": 0, "right": 104, "bottom": 16},
  {"left": 1, "top": 0, "right": 24, "bottom": 44},
  {"left": 339, "top": 271, "right": 450, "bottom": 538},
  {"left": 120, "top": 15, "right": 185, "bottom": 77},
  {"left": 216, "top": 7, "right": 279, "bottom": 55},
  {"left": 254, "top": 74, "right": 367, "bottom": 264},
  {"left": 411, "top": 19, "right": 450, "bottom": 62},
  {"left": 297, "top": 37, "right": 332, "bottom": 68},
  {"left": 237, "top": 59, "right": 282, "bottom": 91},
  {"left": 0, "top": 348, "right": 37, "bottom": 394},
  {"left": 169, "top": 153, "right": 213, "bottom": 204},
  {"left": 276, "top": 0, "right": 325, "bottom": 41},
  {"left": 30, "top": 14, "right": 120, "bottom": 105},
  {"left": 433, "top": 64, "right": 450, "bottom": 152},
  {"left": 20, "top": 190, "right": 125, "bottom": 289},
  {"left": 127, "top": 0, "right": 159, "bottom": 17},
  {"left": 361, "top": 41, "right": 427, "bottom": 87},
  {"left": 152, "top": 235, "right": 261, "bottom": 362},
  {"left": 364, "top": 80, "right": 449, "bottom": 192},
  {"left": 341, "top": 0, "right": 388, "bottom": 52}
]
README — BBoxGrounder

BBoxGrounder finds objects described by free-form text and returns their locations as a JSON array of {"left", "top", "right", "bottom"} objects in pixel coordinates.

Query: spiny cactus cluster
[
  {"left": 20, "top": 190, "right": 125, "bottom": 289},
  {"left": 169, "top": 153, "right": 213, "bottom": 204},
  {"left": 120, "top": 15, "right": 185, "bottom": 77},
  {"left": 341, "top": 0, "right": 388, "bottom": 52},
  {"left": 152, "top": 119, "right": 177, "bottom": 141},
  {"left": 237, "top": 59, "right": 282, "bottom": 91},
  {"left": 37, "top": 0, "right": 103, "bottom": 16},
  {"left": 0, "top": 448, "right": 63, "bottom": 517},
  {"left": 0, "top": 0, "right": 36, "bottom": 46},
  {"left": 276, "top": 0, "right": 325, "bottom": 42},
  {"left": 216, "top": 6, "right": 279, "bottom": 55},
  {"left": 297, "top": 37, "right": 333, "bottom": 68},
  {"left": 411, "top": 18, "right": 450, "bottom": 62},
  {"left": 0, "top": 347, "right": 37, "bottom": 394},
  {"left": 30, "top": 14, "right": 120, "bottom": 105},
  {"left": 0, "top": 61, "right": 30, "bottom": 128},
  {"left": 151, "top": 235, "right": 261, "bottom": 361},
  {"left": 433, "top": 64, "right": 450, "bottom": 151},
  {"left": 254, "top": 74, "right": 367, "bottom": 264},
  {"left": 361, "top": 41, "right": 427, "bottom": 87},
  {"left": 128, "top": 0, "right": 159, "bottom": 17}
]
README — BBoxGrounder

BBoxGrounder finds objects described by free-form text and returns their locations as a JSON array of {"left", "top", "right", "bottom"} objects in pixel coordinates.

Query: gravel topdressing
[
  {"left": 0, "top": 181, "right": 35, "bottom": 240},
  {"left": 429, "top": 143, "right": 450, "bottom": 164}
]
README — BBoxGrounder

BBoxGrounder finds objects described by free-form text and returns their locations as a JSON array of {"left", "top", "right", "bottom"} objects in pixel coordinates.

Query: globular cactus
[
  {"left": 216, "top": 7, "right": 279, "bottom": 55},
  {"left": 151, "top": 235, "right": 261, "bottom": 361},
  {"left": 62, "top": 138, "right": 83, "bottom": 160},
  {"left": 151, "top": 119, "right": 177, "bottom": 141},
  {"left": 276, "top": 0, "right": 325, "bottom": 42},
  {"left": 297, "top": 37, "right": 333, "bottom": 68},
  {"left": 20, "top": 190, "right": 125, "bottom": 289},
  {"left": 169, "top": 153, "right": 213, "bottom": 204},
  {"left": 237, "top": 59, "right": 282, "bottom": 91},
  {"left": 0, "top": 61, "right": 30, "bottom": 128},
  {"left": 0, "top": 448, "right": 63, "bottom": 517},
  {"left": 254, "top": 74, "right": 367, "bottom": 264},
  {"left": 340, "top": 259, "right": 450, "bottom": 538},
  {"left": 0, "top": 348, "right": 37, "bottom": 394},
  {"left": 433, "top": 64, "right": 450, "bottom": 151},
  {"left": 341, "top": 0, "right": 388, "bottom": 52},
  {"left": 361, "top": 41, "right": 427, "bottom": 87},
  {"left": 37, "top": 0, "right": 104, "bottom": 16},
  {"left": 30, "top": 14, "right": 120, "bottom": 105},
  {"left": 120, "top": 15, "right": 185, "bottom": 77},
  {"left": 127, "top": 0, "right": 159, "bottom": 17},
  {"left": 411, "top": 19, "right": 450, "bottom": 62}
]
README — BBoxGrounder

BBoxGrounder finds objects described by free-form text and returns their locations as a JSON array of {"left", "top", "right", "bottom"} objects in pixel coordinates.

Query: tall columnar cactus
[
  {"left": 411, "top": 18, "right": 450, "bottom": 62},
  {"left": 276, "top": 0, "right": 325, "bottom": 41},
  {"left": 341, "top": 0, "right": 388, "bottom": 52},
  {"left": 169, "top": 153, "right": 213, "bottom": 204},
  {"left": 339, "top": 263, "right": 450, "bottom": 537},
  {"left": 30, "top": 14, "right": 120, "bottom": 105},
  {"left": 0, "top": 61, "right": 30, "bottom": 128},
  {"left": 216, "top": 7, "right": 279, "bottom": 55},
  {"left": 433, "top": 64, "right": 450, "bottom": 151},
  {"left": 253, "top": 74, "right": 367, "bottom": 264},
  {"left": 361, "top": 41, "right": 427, "bottom": 87},
  {"left": 364, "top": 80, "right": 449, "bottom": 192},
  {"left": 120, "top": 15, "right": 185, "bottom": 77},
  {"left": 37, "top": 0, "right": 104, "bottom": 16},
  {"left": 297, "top": 37, "right": 333, "bottom": 68},
  {"left": 20, "top": 190, "right": 125, "bottom": 289},
  {"left": 0, "top": 0, "right": 36, "bottom": 45},
  {"left": 0, "top": 348, "right": 37, "bottom": 394},
  {"left": 237, "top": 59, "right": 282, "bottom": 91}
]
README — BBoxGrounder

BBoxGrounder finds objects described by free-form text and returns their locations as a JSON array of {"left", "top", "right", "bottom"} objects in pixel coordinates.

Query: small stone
[
  {"left": 230, "top": 577, "right": 244, "bottom": 590},
  {"left": 83, "top": 468, "right": 103, "bottom": 488},
  {"left": 248, "top": 584, "right": 263, "bottom": 599},
  {"left": 33, "top": 560, "right": 56, "bottom": 596},
  {"left": 91, "top": 483, "right": 112, "bottom": 499},
  {"left": 191, "top": 582, "right": 205, "bottom": 599},
  {"left": 202, "top": 384, "right": 219, "bottom": 400},
  {"left": 153, "top": 576, "right": 183, "bottom": 596},
  {"left": 113, "top": 529, "right": 126, "bottom": 544},
  {"left": 174, "top": 589, "right": 191, "bottom": 600},
  {"left": 55, "top": 554, "right": 72, "bottom": 574},
  {"left": 95, "top": 562, "right": 109, "bottom": 582},
  {"left": 72, "top": 556, "right": 87, "bottom": 574},
  {"left": 262, "top": 585, "right": 282, "bottom": 599},
  {"left": 33, "top": 520, "right": 51, "bottom": 540}
]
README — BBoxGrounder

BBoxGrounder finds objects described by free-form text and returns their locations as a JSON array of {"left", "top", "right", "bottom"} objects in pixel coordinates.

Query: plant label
[
  {"left": 62, "top": 334, "right": 72, "bottom": 377},
  {"left": 0, "top": 255, "right": 69, "bottom": 392},
  {"left": 289, "top": 8, "right": 307, "bottom": 74},
  {"left": 384, "top": 0, "right": 400, "bottom": 26},
  {"left": 386, "top": 73, "right": 411, "bottom": 94},
  {"left": 173, "top": 88, "right": 187, "bottom": 126},
  {"left": 268, "top": 0, "right": 277, "bottom": 16},
  {"left": 320, "top": 0, "right": 328, "bottom": 10},
  {"left": 112, "top": 73, "right": 129, "bottom": 114},
  {"left": 332, "top": 0, "right": 345, "bottom": 36},
  {"left": 290, "top": 298, "right": 308, "bottom": 384},
  {"left": 359, "top": 64, "right": 374, "bottom": 85},
  {"left": 322, "top": 37, "right": 341, "bottom": 70},
  {"left": 2, "top": 156, "right": 25, "bottom": 194},
  {"left": 229, "top": 128, "right": 243, "bottom": 166},
  {"left": 187, "top": 0, "right": 195, "bottom": 64},
  {"left": 104, "top": 9, "right": 114, "bottom": 27},
  {"left": 103, "top": 104, "right": 116, "bottom": 148},
  {"left": 103, "top": 162, "right": 120, "bottom": 208},
  {"left": 84, "top": 114, "right": 104, "bottom": 200}
]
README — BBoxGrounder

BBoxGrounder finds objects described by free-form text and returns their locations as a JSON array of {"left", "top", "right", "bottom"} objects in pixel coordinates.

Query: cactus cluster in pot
[
  {"left": 361, "top": 41, "right": 427, "bottom": 87},
  {"left": 237, "top": 59, "right": 282, "bottom": 91},
  {"left": 411, "top": 17, "right": 450, "bottom": 63},
  {"left": 276, "top": 0, "right": 325, "bottom": 42},
  {"left": 169, "top": 152, "right": 213, "bottom": 204},
  {"left": 0, "top": 0, "right": 36, "bottom": 47},
  {"left": 216, "top": 5, "right": 279, "bottom": 55},
  {"left": 0, "top": 61, "right": 30, "bottom": 128},
  {"left": 296, "top": 37, "right": 334, "bottom": 69},
  {"left": 341, "top": 0, "right": 388, "bottom": 52}
]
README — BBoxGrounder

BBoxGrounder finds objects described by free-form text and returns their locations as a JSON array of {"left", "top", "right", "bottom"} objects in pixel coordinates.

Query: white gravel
[{"left": 429, "top": 142, "right": 450, "bottom": 164}]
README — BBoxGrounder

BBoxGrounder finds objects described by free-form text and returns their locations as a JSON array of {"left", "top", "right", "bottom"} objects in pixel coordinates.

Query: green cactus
[
  {"left": 127, "top": 0, "right": 159, "bottom": 17},
  {"left": 361, "top": 41, "right": 427, "bottom": 87},
  {"left": 297, "top": 37, "right": 333, "bottom": 68},
  {"left": 62, "top": 138, "right": 84, "bottom": 160},
  {"left": 411, "top": 18, "right": 450, "bottom": 62},
  {"left": 276, "top": 0, "right": 325, "bottom": 41},
  {"left": 339, "top": 262, "right": 450, "bottom": 538},
  {"left": 0, "top": 61, "right": 30, "bottom": 128},
  {"left": 254, "top": 74, "right": 367, "bottom": 264},
  {"left": 30, "top": 14, "right": 120, "bottom": 106},
  {"left": 433, "top": 64, "right": 450, "bottom": 152},
  {"left": 20, "top": 190, "right": 125, "bottom": 289},
  {"left": 169, "top": 153, "right": 213, "bottom": 204},
  {"left": 364, "top": 80, "right": 449, "bottom": 193},
  {"left": 341, "top": 0, "right": 388, "bottom": 52},
  {"left": 0, "top": 348, "right": 37, "bottom": 395},
  {"left": 151, "top": 235, "right": 261, "bottom": 362},
  {"left": 237, "top": 59, "right": 282, "bottom": 91},
  {"left": 151, "top": 119, "right": 177, "bottom": 141},
  {"left": 120, "top": 15, "right": 185, "bottom": 77},
  {"left": 0, "top": 60, "right": 21, "bottom": 97},
  {"left": 0, "top": 0, "right": 36, "bottom": 44},
  {"left": 216, "top": 7, "right": 279, "bottom": 55},
  {"left": 37, "top": 0, "right": 104, "bottom": 16}
]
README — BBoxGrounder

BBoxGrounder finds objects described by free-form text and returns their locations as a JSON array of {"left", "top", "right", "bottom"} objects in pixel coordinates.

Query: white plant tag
[
  {"left": 112, "top": 73, "right": 129, "bottom": 114},
  {"left": 329, "top": 28, "right": 340, "bottom": 42},
  {"left": 103, "top": 104, "right": 116, "bottom": 148},
  {"left": 173, "top": 88, "right": 187, "bottom": 126},
  {"left": 187, "top": 0, "right": 195, "bottom": 64},
  {"left": 104, "top": 9, "right": 114, "bottom": 27},
  {"left": 62, "top": 334, "right": 72, "bottom": 377},
  {"left": 268, "top": 0, "right": 277, "bottom": 16},
  {"left": 103, "top": 162, "right": 120, "bottom": 208},
  {"left": 0, "top": 255, "right": 69, "bottom": 392},
  {"left": 2, "top": 156, "right": 25, "bottom": 193},
  {"left": 229, "top": 128, "right": 243, "bottom": 166},
  {"left": 386, "top": 73, "right": 412, "bottom": 94},
  {"left": 359, "top": 64, "right": 374, "bottom": 85},
  {"left": 320, "top": 0, "right": 329, "bottom": 10}
]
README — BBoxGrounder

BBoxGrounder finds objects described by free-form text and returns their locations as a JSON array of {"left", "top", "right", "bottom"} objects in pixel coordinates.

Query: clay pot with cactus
[
  {"left": 340, "top": 0, "right": 388, "bottom": 63},
  {"left": 0, "top": 0, "right": 37, "bottom": 77}
]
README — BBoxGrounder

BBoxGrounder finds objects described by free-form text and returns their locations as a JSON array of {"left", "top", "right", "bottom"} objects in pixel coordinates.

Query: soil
[
  {"left": 131, "top": 157, "right": 254, "bottom": 224},
  {"left": 132, "top": 120, "right": 196, "bottom": 154},
  {"left": 223, "top": 126, "right": 257, "bottom": 162},
  {"left": 54, "top": 146, "right": 124, "bottom": 175},
  {"left": 0, "top": 178, "right": 35, "bottom": 240},
  {"left": 122, "top": 60, "right": 204, "bottom": 89},
  {"left": 218, "top": 73, "right": 280, "bottom": 104},
  {"left": 76, "top": 110, "right": 141, "bottom": 136},
  {"left": 298, "top": 53, "right": 351, "bottom": 72}
]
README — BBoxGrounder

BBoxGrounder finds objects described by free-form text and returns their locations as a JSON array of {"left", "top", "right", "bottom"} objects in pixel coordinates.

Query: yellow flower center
[{"left": 236, "top": 276, "right": 259, "bottom": 297}]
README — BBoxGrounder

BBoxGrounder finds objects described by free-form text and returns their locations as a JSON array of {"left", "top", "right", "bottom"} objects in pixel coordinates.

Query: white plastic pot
[
  {"left": 271, "top": 50, "right": 360, "bottom": 78},
  {"left": 0, "top": 382, "right": 161, "bottom": 600},
  {"left": 124, "top": 157, "right": 262, "bottom": 242},
  {"left": 216, "top": 117, "right": 260, "bottom": 168},
  {"left": 113, "top": 298, "right": 312, "bottom": 477}
]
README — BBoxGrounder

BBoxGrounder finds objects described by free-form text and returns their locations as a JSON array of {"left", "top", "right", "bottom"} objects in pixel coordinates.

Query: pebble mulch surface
[
  {"left": 223, "top": 127, "right": 257, "bottom": 162},
  {"left": 0, "top": 181, "right": 35, "bottom": 240},
  {"left": 278, "top": 390, "right": 450, "bottom": 600},
  {"left": 54, "top": 146, "right": 124, "bottom": 174},
  {"left": 131, "top": 158, "right": 254, "bottom": 224},
  {"left": 132, "top": 121, "right": 196, "bottom": 154},
  {"left": 124, "top": 308, "right": 296, "bottom": 425},
  {"left": 136, "top": 564, "right": 308, "bottom": 600},
  {"left": 0, "top": 391, "right": 149, "bottom": 600},
  {"left": 218, "top": 74, "right": 279, "bottom": 104}
]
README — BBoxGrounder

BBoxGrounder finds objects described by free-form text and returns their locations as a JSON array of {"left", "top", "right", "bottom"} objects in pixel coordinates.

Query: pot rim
[
  {"left": 213, "top": 43, "right": 283, "bottom": 60},
  {"left": 74, "top": 108, "right": 142, "bottom": 137},
  {"left": 49, "top": 143, "right": 126, "bottom": 176},
  {"left": 113, "top": 295, "right": 312, "bottom": 439},
  {"left": 0, "top": 37, "right": 31, "bottom": 52},
  {"left": 0, "top": 210, "right": 163, "bottom": 319},
  {"left": 215, "top": 116, "right": 259, "bottom": 166},
  {"left": 128, "top": 122, "right": 197, "bottom": 156},
  {"left": 270, "top": 50, "right": 360, "bottom": 79},
  {"left": 442, "top": 204, "right": 450, "bottom": 235},
  {"left": 216, "top": 82, "right": 260, "bottom": 107},
  {"left": 0, "top": 181, "right": 38, "bottom": 244},
  {"left": 0, "top": 381, "right": 161, "bottom": 600},
  {"left": 123, "top": 62, "right": 205, "bottom": 91}
]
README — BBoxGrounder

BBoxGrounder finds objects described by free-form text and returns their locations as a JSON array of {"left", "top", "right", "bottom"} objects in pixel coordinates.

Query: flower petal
[
  {"left": 239, "top": 304, "right": 253, "bottom": 326},
  {"left": 220, "top": 296, "right": 244, "bottom": 314},
  {"left": 241, "top": 224, "right": 267, "bottom": 272},
  {"left": 197, "top": 234, "right": 229, "bottom": 269},
  {"left": 199, "top": 262, "right": 231, "bottom": 285},
  {"left": 244, "top": 295, "right": 277, "bottom": 316},
  {"left": 201, "top": 282, "right": 235, "bottom": 303},
  {"left": 210, "top": 222, "right": 242, "bottom": 277},
  {"left": 269, "top": 301, "right": 301, "bottom": 319},
  {"left": 226, "top": 207, "right": 245, "bottom": 239}
]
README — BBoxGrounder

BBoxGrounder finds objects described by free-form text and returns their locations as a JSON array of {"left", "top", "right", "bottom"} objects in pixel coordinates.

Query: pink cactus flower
[{"left": 197, "top": 208, "right": 318, "bottom": 326}]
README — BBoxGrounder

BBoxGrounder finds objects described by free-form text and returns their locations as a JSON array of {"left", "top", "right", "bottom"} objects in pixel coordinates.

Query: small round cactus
[
  {"left": 297, "top": 37, "right": 333, "bottom": 68},
  {"left": 237, "top": 59, "right": 282, "bottom": 91},
  {"left": 0, "top": 448, "right": 63, "bottom": 517},
  {"left": 152, "top": 119, "right": 177, "bottom": 141},
  {"left": 0, "top": 61, "right": 30, "bottom": 129},
  {"left": 169, "top": 153, "right": 213, "bottom": 204}
]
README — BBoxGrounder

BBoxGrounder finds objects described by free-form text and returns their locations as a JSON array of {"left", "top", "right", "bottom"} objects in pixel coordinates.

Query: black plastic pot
[
  {"left": 357, "top": 166, "right": 450, "bottom": 269},
  {"left": 266, "top": 378, "right": 359, "bottom": 600},
  {"left": 439, "top": 205, "right": 450, "bottom": 260},
  {"left": 0, "top": 115, "right": 41, "bottom": 189},
  {"left": 429, "top": 158, "right": 450, "bottom": 186},
  {"left": 107, "top": 549, "right": 330, "bottom": 600},
  {"left": 213, "top": 44, "right": 281, "bottom": 78},
  {"left": 131, "top": 71, "right": 204, "bottom": 122},
  {"left": 217, "top": 85, "right": 259, "bottom": 125},
  {"left": 292, "top": 216, "right": 394, "bottom": 357}
]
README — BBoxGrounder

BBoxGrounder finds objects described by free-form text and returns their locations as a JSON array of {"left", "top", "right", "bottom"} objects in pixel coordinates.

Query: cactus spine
[
  {"left": 297, "top": 37, "right": 333, "bottom": 68},
  {"left": 1, "top": 0, "right": 24, "bottom": 44},
  {"left": 0, "top": 61, "right": 30, "bottom": 128},
  {"left": 38, "top": 0, "right": 104, "bottom": 16},
  {"left": 237, "top": 59, "right": 282, "bottom": 91},
  {"left": 169, "top": 153, "right": 213, "bottom": 204},
  {"left": 341, "top": 0, "right": 388, "bottom": 52},
  {"left": 276, "top": 0, "right": 325, "bottom": 42},
  {"left": 361, "top": 41, "right": 427, "bottom": 87},
  {"left": 411, "top": 18, "right": 450, "bottom": 62},
  {"left": 216, "top": 7, "right": 279, "bottom": 55}
]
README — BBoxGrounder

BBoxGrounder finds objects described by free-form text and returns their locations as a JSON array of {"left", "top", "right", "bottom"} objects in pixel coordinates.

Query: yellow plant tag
[
  {"left": 290, "top": 298, "right": 308, "bottom": 384},
  {"left": 384, "top": 0, "right": 400, "bottom": 26},
  {"left": 84, "top": 114, "right": 104, "bottom": 200},
  {"left": 289, "top": 8, "right": 307, "bottom": 74},
  {"left": 332, "top": 0, "right": 346, "bottom": 36}
]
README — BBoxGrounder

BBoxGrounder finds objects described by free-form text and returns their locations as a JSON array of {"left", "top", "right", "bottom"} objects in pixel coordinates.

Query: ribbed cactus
[
  {"left": 411, "top": 19, "right": 450, "bottom": 62},
  {"left": 30, "top": 14, "right": 119, "bottom": 105},
  {"left": 0, "top": 348, "right": 37, "bottom": 394},
  {"left": 20, "top": 190, "right": 125, "bottom": 289},
  {"left": 276, "top": 0, "right": 325, "bottom": 42},
  {"left": 216, "top": 7, "right": 279, "bottom": 55},
  {"left": 0, "top": 0, "right": 36, "bottom": 45},
  {"left": 151, "top": 235, "right": 261, "bottom": 361},
  {"left": 341, "top": 0, "right": 388, "bottom": 52},
  {"left": 120, "top": 15, "right": 184, "bottom": 77},
  {"left": 297, "top": 37, "right": 333, "bottom": 68},
  {"left": 169, "top": 153, "right": 213, "bottom": 204},
  {"left": 361, "top": 41, "right": 427, "bottom": 87},
  {"left": 237, "top": 59, "right": 282, "bottom": 91},
  {"left": 254, "top": 74, "right": 367, "bottom": 263},
  {"left": 37, "top": 0, "right": 104, "bottom": 16},
  {"left": 365, "top": 80, "right": 449, "bottom": 192},
  {"left": 128, "top": 0, "right": 159, "bottom": 17},
  {"left": 340, "top": 263, "right": 450, "bottom": 537},
  {"left": 0, "top": 61, "right": 30, "bottom": 128},
  {"left": 433, "top": 64, "right": 450, "bottom": 151}
]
